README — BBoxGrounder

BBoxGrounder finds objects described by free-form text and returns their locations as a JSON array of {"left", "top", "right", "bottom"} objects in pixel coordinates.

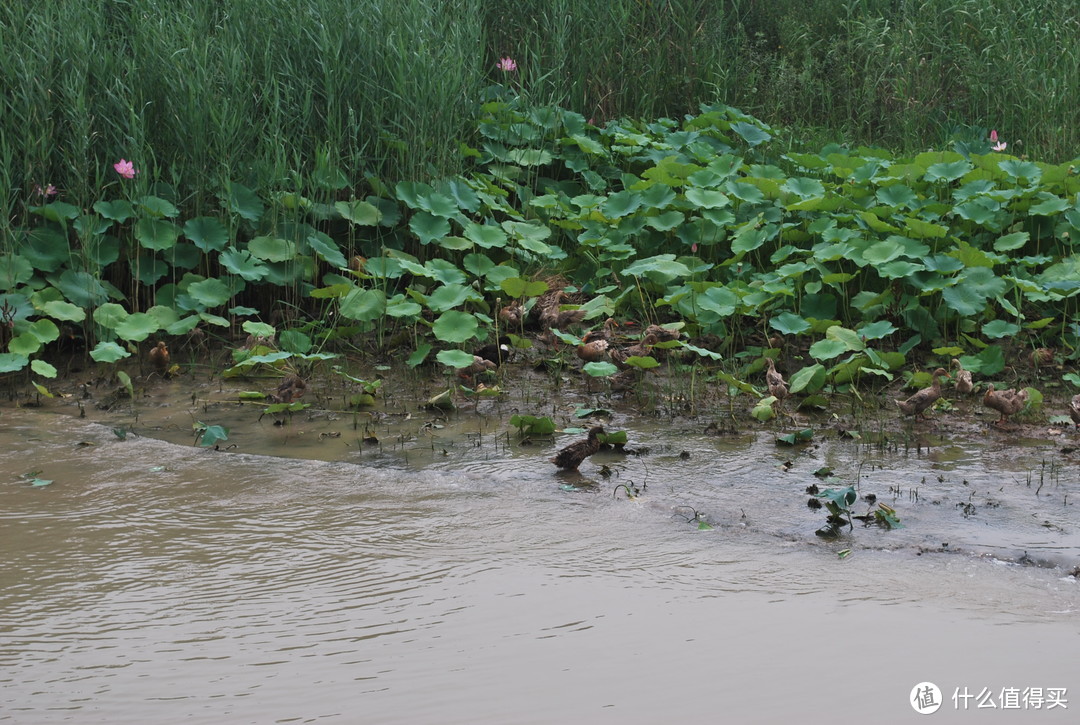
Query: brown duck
[
  {"left": 537, "top": 290, "right": 585, "bottom": 331},
  {"left": 550, "top": 426, "right": 606, "bottom": 470},
  {"left": 895, "top": 368, "right": 948, "bottom": 418},
  {"left": 1069, "top": 394, "right": 1080, "bottom": 428},
  {"left": 983, "top": 384, "right": 1028, "bottom": 426},
  {"left": 950, "top": 358, "right": 973, "bottom": 395},
  {"left": 764, "top": 357, "right": 789, "bottom": 403},
  {"left": 642, "top": 324, "right": 681, "bottom": 343},
  {"left": 270, "top": 374, "right": 307, "bottom": 404},
  {"left": 148, "top": 341, "right": 170, "bottom": 374},
  {"left": 577, "top": 336, "right": 611, "bottom": 363},
  {"left": 612, "top": 334, "right": 658, "bottom": 369}
]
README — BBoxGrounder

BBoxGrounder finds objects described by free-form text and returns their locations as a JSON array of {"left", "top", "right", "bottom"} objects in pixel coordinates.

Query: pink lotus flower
[
  {"left": 496, "top": 57, "right": 517, "bottom": 72},
  {"left": 990, "top": 130, "right": 1007, "bottom": 152},
  {"left": 113, "top": 159, "right": 137, "bottom": 179},
  {"left": 33, "top": 183, "right": 57, "bottom": 198}
]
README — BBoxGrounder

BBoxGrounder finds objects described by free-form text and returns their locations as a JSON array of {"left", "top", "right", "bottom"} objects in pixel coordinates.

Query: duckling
[
  {"left": 764, "top": 357, "right": 789, "bottom": 403},
  {"left": 1069, "top": 394, "right": 1080, "bottom": 428},
  {"left": 983, "top": 384, "right": 1028, "bottom": 426},
  {"left": 550, "top": 426, "right": 605, "bottom": 471},
  {"left": 148, "top": 341, "right": 170, "bottom": 374},
  {"left": 951, "top": 358, "right": 973, "bottom": 395},
  {"left": 270, "top": 374, "right": 307, "bottom": 404},
  {"left": 895, "top": 368, "right": 949, "bottom": 419}
]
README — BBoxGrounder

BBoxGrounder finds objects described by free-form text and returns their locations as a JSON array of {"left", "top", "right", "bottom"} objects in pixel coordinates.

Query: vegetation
[{"left": 1, "top": 1, "right": 1078, "bottom": 406}]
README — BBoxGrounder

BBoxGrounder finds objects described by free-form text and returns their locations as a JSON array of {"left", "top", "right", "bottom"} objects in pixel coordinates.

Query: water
[{"left": 2, "top": 403, "right": 1078, "bottom": 724}]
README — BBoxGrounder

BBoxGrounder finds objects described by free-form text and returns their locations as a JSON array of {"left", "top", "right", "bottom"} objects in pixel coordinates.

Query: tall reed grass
[{"left": 1, "top": 0, "right": 1077, "bottom": 229}]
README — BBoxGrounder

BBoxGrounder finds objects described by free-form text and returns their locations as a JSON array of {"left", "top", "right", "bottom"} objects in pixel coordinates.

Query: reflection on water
[{"left": 1, "top": 410, "right": 1077, "bottom": 724}]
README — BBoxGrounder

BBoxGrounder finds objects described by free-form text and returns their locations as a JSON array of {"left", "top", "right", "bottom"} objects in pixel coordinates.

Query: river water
[{"left": 2, "top": 392, "right": 1078, "bottom": 723}]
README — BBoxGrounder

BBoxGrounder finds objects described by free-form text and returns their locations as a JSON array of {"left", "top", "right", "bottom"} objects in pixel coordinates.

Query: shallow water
[{"left": 2, "top": 392, "right": 1079, "bottom": 722}]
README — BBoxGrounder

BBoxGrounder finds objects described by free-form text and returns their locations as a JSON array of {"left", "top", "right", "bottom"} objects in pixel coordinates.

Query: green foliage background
[{"left": 2, "top": 0, "right": 1077, "bottom": 222}]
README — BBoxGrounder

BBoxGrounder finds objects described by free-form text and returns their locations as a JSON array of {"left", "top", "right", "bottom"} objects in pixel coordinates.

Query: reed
[{"left": 1, "top": 0, "right": 1076, "bottom": 229}]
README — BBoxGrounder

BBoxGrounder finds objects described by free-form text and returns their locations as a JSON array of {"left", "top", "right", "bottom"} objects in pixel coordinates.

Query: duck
[
  {"left": 612, "top": 333, "right": 659, "bottom": 369},
  {"left": 270, "top": 374, "right": 307, "bottom": 404},
  {"left": 895, "top": 367, "right": 949, "bottom": 418},
  {"left": 983, "top": 384, "right": 1028, "bottom": 426},
  {"left": 950, "top": 358, "right": 973, "bottom": 395},
  {"left": 1029, "top": 347, "right": 1054, "bottom": 368},
  {"left": 537, "top": 290, "right": 585, "bottom": 331},
  {"left": 577, "top": 335, "right": 611, "bottom": 363},
  {"left": 1069, "top": 394, "right": 1080, "bottom": 428},
  {"left": 148, "top": 341, "right": 170, "bottom": 374},
  {"left": 642, "top": 324, "right": 681, "bottom": 343},
  {"left": 461, "top": 355, "right": 497, "bottom": 377},
  {"left": 498, "top": 300, "right": 524, "bottom": 329},
  {"left": 550, "top": 426, "right": 606, "bottom": 470},
  {"left": 475, "top": 336, "right": 512, "bottom": 366},
  {"left": 764, "top": 357, "right": 789, "bottom": 403}
]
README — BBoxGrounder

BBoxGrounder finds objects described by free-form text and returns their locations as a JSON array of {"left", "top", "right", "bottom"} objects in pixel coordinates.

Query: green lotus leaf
[
  {"left": 640, "top": 184, "right": 676, "bottom": 208},
  {"left": 730, "top": 222, "right": 771, "bottom": 255},
  {"left": 249, "top": 236, "right": 296, "bottom": 262},
  {"left": 56, "top": 269, "right": 108, "bottom": 308},
  {"left": 242, "top": 320, "right": 275, "bottom": 338},
  {"left": 426, "top": 284, "right": 473, "bottom": 312},
  {"left": 19, "top": 228, "right": 70, "bottom": 273},
  {"left": 436, "top": 349, "right": 477, "bottom": 368},
  {"left": 31, "top": 201, "right": 80, "bottom": 223},
  {"left": 924, "top": 160, "right": 972, "bottom": 183},
  {"left": 725, "top": 181, "right": 765, "bottom": 204},
  {"left": 8, "top": 333, "right": 41, "bottom": 356},
  {"left": 993, "top": 231, "right": 1029, "bottom": 251},
  {"left": 335, "top": 199, "right": 382, "bottom": 225},
  {"left": 184, "top": 216, "right": 230, "bottom": 252},
  {"left": 432, "top": 310, "right": 479, "bottom": 343},
  {"left": 1028, "top": 194, "right": 1069, "bottom": 216},
  {"left": 856, "top": 320, "right": 897, "bottom": 340},
  {"left": 685, "top": 187, "right": 731, "bottom": 209},
  {"left": 730, "top": 121, "right": 771, "bottom": 147},
  {"left": 751, "top": 396, "right": 777, "bottom": 421},
  {"left": 0, "top": 254, "right": 34, "bottom": 288},
  {"left": 442, "top": 178, "right": 481, "bottom": 213},
  {"left": 500, "top": 277, "right": 549, "bottom": 298},
  {"left": 415, "top": 191, "right": 459, "bottom": 218},
  {"left": 31, "top": 359, "right": 57, "bottom": 378},
  {"left": 789, "top": 363, "right": 826, "bottom": 393},
  {"left": 385, "top": 296, "right": 422, "bottom": 319},
  {"left": 364, "top": 257, "right": 404, "bottom": 279},
  {"left": 998, "top": 159, "right": 1041, "bottom": 183},
  {"left": 624, "top": 355, "right": 659, "bottom": 369},
  {"left": 134, "top": 218, "right": 180, "bottom": 251},
  {"left": 93, "top": 199, "right": 136, "bottom": 222},
  {"left": 114, "top": 312, "right": 159, "bottom": 341},
  {"left": 982, "top": 320, "right": 1020, "bottom": 339},
  {"left": 770, "top": 312, "right": 811, "bottom": 335},
  {"left": 226, "top": 181, "right": 264, "bottom": 221},
  {"left": 94, "top": 302, "right": 129, "bottom": 330},
  {"left": 583, "top": 361, "right": 619, "bottom": 377},
  {"left": 462, "top": 253, "right": 495, "bottom": 278},
  {"left": 26, "top": 318, "right": 60, "bottom": 344},
  {"left": 395, "top": 180, "right": 435, "bottom": 209},
  {"left": 42, "top": 300, "right": 85, "bottom": 322},
  {"left": 425, "top": 259, "right": 467, "bottom": 285},
  {"left": 188, "top": 278, "right": 232, "bottom": 307},
  {"left": 278, "top": 330, "right": 312, "bottom": 354},
  {"left": 646, "top": 211, "right": 685, "bottom": 231},
  {"left": 0, "top": 353, "right": 29, "bottom": 372},
  {"left": 134, "top": 253, "right": 169, "bottom": 284},
  {"left": 409, "top": 211, "right": 451, "bottom": 245},
  {"left": 781, "top": 177, "right": 826, "bottom": 199},
  {"left": 464, "top": 222, "right": 508, "bottom": 249},
  {"left": 219, "top": 247, "right": 269, "bottom": 281},
  {"left": 407, "top": 343, "right": 432, "bottom": 367},
  {"left": 138, "top": 195, "right": 180, "bottom": 218},
  {"left": 601, "top": 190, "right": 642, "bottom": 218},
  {"left": 339, "top": 288, "right": 386, "bottom": 322},
  {"left": 437, "top": 236, "right": 473, "bottom": 251}
]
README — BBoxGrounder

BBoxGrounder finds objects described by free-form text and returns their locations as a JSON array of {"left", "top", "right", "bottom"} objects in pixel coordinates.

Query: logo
[{"left": 911, "top": 682, "right": 943, "bottom": 714}]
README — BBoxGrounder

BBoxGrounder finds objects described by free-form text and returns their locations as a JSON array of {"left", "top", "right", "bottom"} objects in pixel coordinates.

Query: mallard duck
[
  {"left": 550, "top": 426, "right": 605, "bottom": 470},
  {"left": 148, "top": 341, "right": 170, "bottom": 374},
  {"left": 983, "top": 384, "right": 1028, "bottom": 426},
  {"left": 895, "top": 368, "right": 949, "bottom": 418},
  {"left": 271, "top": 374, "right": 307, "bottom": 404},
  {"left": 951, "top": 358, "right": 973, "bottom": 395},
  {"left": 764, "top": 357, "right": 789, "bottom": 402},
  {"left": 1069, "top": 394, "right": 1080, "bottom": 428}
]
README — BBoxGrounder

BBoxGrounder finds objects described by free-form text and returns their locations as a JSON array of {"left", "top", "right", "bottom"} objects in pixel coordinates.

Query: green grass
[{"left": 1, "top": 0, "right": 1077, "bottom": 230}]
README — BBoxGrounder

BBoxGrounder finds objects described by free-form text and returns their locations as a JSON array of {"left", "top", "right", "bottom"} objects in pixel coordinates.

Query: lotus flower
[
  {"left": 113, "top": 159, "right": 137, "bottom": 179},
  {"left": 990, "top": 130, "right": 1007, "bottom": 152},
  {"left": 496, "top": 57, "right": 517, "bottom": 72}
]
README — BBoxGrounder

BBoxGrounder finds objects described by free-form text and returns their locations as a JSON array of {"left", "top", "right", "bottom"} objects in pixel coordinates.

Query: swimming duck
[
  {"left": 983, "top": 384, "right": 1028, "bottom": 426},
  {"left": 270, "top": 374, "right": 307, "bottom": 404},
  {"left": 895, "top": 368, "right": 948, "bottom": 418},
  {"left": 1069, "top": 394, "right": 1080, "bottom": 428},
  {"left": 950, "top": 358, "right": 973, "bottom": 395},
  {"left": 764, "top": 357, "right": 789, "bottom": 403},
  {"left": 148, "top": 341, "right": 170, "bottom": 374},
  {"left": 550, "top": 426, "right": 606, "bottom": 470}
]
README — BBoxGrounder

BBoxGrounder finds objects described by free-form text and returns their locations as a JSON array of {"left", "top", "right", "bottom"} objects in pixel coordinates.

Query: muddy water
[{"left": 2, "top": 387, "right": 1079, "bottom": 723}]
